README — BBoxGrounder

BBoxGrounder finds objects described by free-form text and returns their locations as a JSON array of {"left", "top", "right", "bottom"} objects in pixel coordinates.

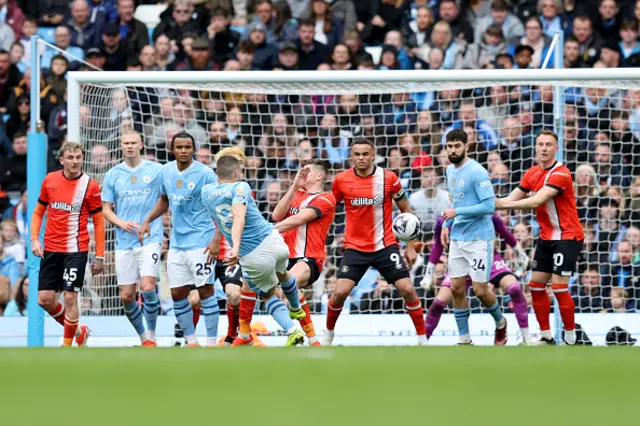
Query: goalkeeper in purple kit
[{"left": 422, "top": 214, "right": 532, "bottom": 345}]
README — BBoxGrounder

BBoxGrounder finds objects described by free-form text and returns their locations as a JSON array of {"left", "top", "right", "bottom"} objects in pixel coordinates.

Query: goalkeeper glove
[
  {"left": 515, "top": 244, "right": 530, "bottom": 271},
  {"left": 420, "top": 262, "right": 436, "bottom": 291}
]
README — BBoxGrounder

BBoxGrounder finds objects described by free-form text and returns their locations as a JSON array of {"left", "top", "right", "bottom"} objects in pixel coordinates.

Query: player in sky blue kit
[
  {"left": 102, "top": 131, "right": 163, "bottom": 347},
  {"left": 202, "top": 155, "right": 306, "bottom": 347},
  {"left": 138, "top": 132, "right": 219, "bottom": 347},
  {"left": 440, "top": 129, "right": 507, "bottom": 345}
]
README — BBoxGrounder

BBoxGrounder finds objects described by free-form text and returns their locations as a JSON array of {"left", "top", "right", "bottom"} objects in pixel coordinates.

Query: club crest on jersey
[
  {"left": 459, "top": 179, "right": 464, "bottom": 187},
  {"left": 176, "top": 180, "right": 183, "bottom": 189},
  {"left": 350, "top": 196, "right": 382, "bottom": 206},
  {"left": 187, "top": 181, "right": 196, "bottom": 190},
  {"left": 452, "top": 179, "right": 456, "bottom": 187},
  {"left": 131, "top": 175, "right": 137, "bottom": 184},
  {"left": 143, "top": 175, "right": 151, "bottom": 183}
]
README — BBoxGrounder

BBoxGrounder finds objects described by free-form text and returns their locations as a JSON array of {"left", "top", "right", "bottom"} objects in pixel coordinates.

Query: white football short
[
  {"left": 167, "top": 247, "right": 214, "bottom": 289},
  {"left": 115, "top": 243, "right": 161, "bottom": 286},
  {"left": 448, "top": 239, "right": 494, "bottom": 283},
  {"left": 240, "top": 229, "right": 289, "bottom": 296}
]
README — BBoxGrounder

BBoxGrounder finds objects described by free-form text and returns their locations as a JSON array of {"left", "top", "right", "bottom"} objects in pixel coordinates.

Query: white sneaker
[
  {"left": 323, "top": 329, "right": 335, "bottom": 346},
  {"left": 417, "top": 335, "right": 428, "bottom": 346}
]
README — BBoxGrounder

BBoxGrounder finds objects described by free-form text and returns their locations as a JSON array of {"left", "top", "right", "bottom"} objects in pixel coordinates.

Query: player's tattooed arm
[
  {"left": 496, "top": 186, "right": 558, "bottom": 211},
  {"left": 138, "top": 195, "right": 169, "bottom": 244}
]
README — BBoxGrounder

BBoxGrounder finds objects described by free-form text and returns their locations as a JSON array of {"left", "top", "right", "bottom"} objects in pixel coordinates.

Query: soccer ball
[{"left": 392, "top": 213, "right": 421, "bottom": 241}]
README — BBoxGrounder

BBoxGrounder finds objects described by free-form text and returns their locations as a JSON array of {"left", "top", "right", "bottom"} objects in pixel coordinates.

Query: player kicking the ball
[
  {"left": 30, "top": 142, "right": 104, "bottom": 347},
  {"left": 325, "top": 139, "right": 427, "bottom": 346},
  {"left": 440, "top": 129, "right": 507, "bottom": 345},
  {"left": 102, "top": 131, "right": 163, "bottom": 347},
  {"left": 496, "top": 130, "right": 584, "bottom": 345},
  {"left": 272, "top": 159, "right": 336, "bottom": 346},
  {"left": 202, "top": 155, "right": 305, "bottom": 347},
  {"left": 139, "top": 132, "right": 219, "bottom": 347},
  {"left": 422, "top": 215, "right": 532, "bottom": 344}
]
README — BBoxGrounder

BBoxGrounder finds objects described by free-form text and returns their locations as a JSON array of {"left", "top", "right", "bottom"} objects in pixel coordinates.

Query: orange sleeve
[
  {"left": 30, "top": 203, "right": 46, "bottom": 241},
  {"left": 546, "top": 169, "right": 572, "bottom": 195},
  {"left": 518, "top": 168, "right": 533, "bottom": 193},
  {"left": 92, "top": 211, "right": 105, "bottom": 258},
  {"left": 332, "top": 174, "right": 343, "bottom": 203},
  {"left": 308, "top": 192, "right": 336, "bottom": 217},
  {"left": 87, "top": 180, "right": 103, "bottom": 214}
]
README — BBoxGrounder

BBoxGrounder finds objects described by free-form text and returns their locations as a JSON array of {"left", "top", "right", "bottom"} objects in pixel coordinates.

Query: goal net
[{"left": 73, "top": 70, "right": 639, "bottom": 338}]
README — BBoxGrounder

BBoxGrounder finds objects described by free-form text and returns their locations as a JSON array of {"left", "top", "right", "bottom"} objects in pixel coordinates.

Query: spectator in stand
[
  {"left": 572, "top": 265, "right": 608, "bottom": 313},
  {"left": 7, "top": 68, "right": 58, "bottom": 123},
  {"left": 417, "top": 20, "right": 466, "bottom": 69},
  {"left": 377, "top": 44, "right": 399, "bottom": 69},
  {"left": 308, "top": 0, "right": 343, "bottom": 48},
  {"left": 206, "top": 8, "right": 240, "bottom": 65},
  {"left": 3, "top": 275, "right": 26, "bottom": 316},
  {"left": 196, "top": 145, "right": 213, "bottom": 165},
  {"left": 45, "top": 54, "right": 67, "bottom": 101},
  {"left": 404, "top": 5, "right": 433, "bottom": 52},
  {"left": 595, "top": 197, "right": 627, "bottom": 257},
  {"left": 115, "top": 0, "right": 149, "bottom": 55},
  {"left": 236, "top": 40, "right": 256, "bottom": 70},
  {"left": 0, "top": 0, "right": 23, "bottom": 38},
  {"left": 409, "top": 166, "right": 450, "bottom": 233},
  {"left": 317, "top": 113, "right": 350, "bottom": 167},
  {"left": 413, "top": 109, "right": 441, "bottom": 153},
  {"left": 5, "top": 93, "right": 27, "bottom": 138},
  {"left": 563, "top": 34, "right": 585, "bottom": 68},
  {"left": 619, "top": 20, "right": 640, "bottom": 62},
  {"left": 174, "top": 37, "right": 220, "bottom": 71},
  {"left": 41, "top": 26, "right": 84, "bottom": 69},
  {"left": 441, "top": 99, "right": 499, "bottom": 150},
  {"left": 272, "top": 41, "right": 300, "bottom": 70},
  {"left": 574, "top": 163, "right": 600, "bottom": 221},
  {"left": 594, "top": 0, "right": 621, "bottom": 43},
  {"left": 67, "top": 0, "right": 101, "bottom": 50},
  {"left": 138, "top": 45, "right": 157, "bottom": 71},
  {"left": 0, "top": 274, "right": 8, "bottom": 315},
  {"left": 0, "top": 236, "right": 19, "bottom": 287},
  {"left": 295, "top": 18, "right": 327, "bottom": 70},
  {"left": 475, "top": 0, "right": 524, "bottom": 45},
  {"left": 602, "top": 240, "right": 640, "bottom": 311},
  {"left": 8, "top": 41, "right": 24, "bottom": 69},
  {"left": 1, "top": 218, "right": 24, "bottom": 272},
  {"left": 83, "top": 46, "right": 105, "bottom": 69},
  {"left": 327, "top": 42, "right": 354, "bottom": 70},
  {"left": 462, "top": 24, "right": 508, "bottom": 69},
  {"left": 538, "top": 0, "right": 570, "bottom": 38},
  {"left": 17, "top": 17, "right": 39, "bottom": 68},
  {"left": 246, "top": 21, "right": 277, "bottom": 70},
  {"left": 599, "top": 39, "right": 623, "bottom": 68},
  {"left": 343, "top": 29, "right": 373, "bottom": 64},
  {"left": 383, "top": 30, "right": 413, "bottom": 69},
  {"left": 245, "top": 0, "right": 297, "bottom": 45},
  {"left": 593, "top": 140, "right": 632, "bottom": 188},
  {"left": 379, "top": 92, "right": 417, "bottom": 136},
  {"left": 152, "top": 0, "right": 199, "bottom": 49},
  {"left": 398, "top": 132, "right": 431, "bottom": 173},
  {"left": 438, "top": 0, "right": 474, "bottom": 43},
  {"left": 208, "top": 121, "right": 230, "bottom": 153},
  {"left": 260, "top": 180, "right": 283, "bottom": 221},
  {"left": 86, "top": 0, "right": 113, "bottom": 26},
  {"left": 509, "top": 16, "right": 551, "bottom": 68},
  {"left": 361, "top": 0, "right": 404, "bottom": 46},
  {"left": 0, "top": 16, "right": 13, "bottom": 51},
  {"left": 498, "top": 115, "right": 534, "bottom": 185},
  {"left": 387, "top": 146, "right": 412, "bottom": 188},
  {"left": 477, "top": 85, "right": 509, "bottom": 131},
  {"left": 98, "top": 22, "right": 129, "bottom": 70},
  {"left": 0, "top": 131, "right": 25, "bottom": 192},
  {"left": 272, "top": 1, "right": 299, "bottom": 44},
  {"left": 153, "top": 34, "right": 174, "bottom": 71},
  {"left": 331, "top": 0, "right": 357, "bottom": 32},
  {"left": 572, "top": 15, "right": 601, "bottom": 66}
]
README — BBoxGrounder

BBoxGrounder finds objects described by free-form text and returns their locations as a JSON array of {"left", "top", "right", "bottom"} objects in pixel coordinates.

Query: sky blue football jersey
[
  {"left": 201, "top": 181, "right": 273, "bottom": 257},
  {"left": 102, "top": 160, "right": 164, "bottom": 250},
  {"left": 446, "top": 158, "right": 496, "bottom": 242},
  {"left": 160, "top": 160, "right": 218, "bottom": 251}
]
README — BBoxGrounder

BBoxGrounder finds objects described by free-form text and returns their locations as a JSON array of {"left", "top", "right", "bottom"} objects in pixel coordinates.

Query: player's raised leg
[{"left": 287, "top": 259, "right": 320, "bottom": 345}]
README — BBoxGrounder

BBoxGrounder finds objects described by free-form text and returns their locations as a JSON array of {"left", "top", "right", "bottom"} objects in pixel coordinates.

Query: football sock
[
  {"left": 553, "top": 283, "right": 576, "bottom": 342},
  {"left": 192, "top": 307, "right": 201, "bottom": 328},
  {"left": 486, "top": 302, "right": 505, "bottom": 328},
  {"left": 507, "top": 283, "right": 530, "bottom": 341},
  {"left": 530, "top": 281, "right": 551, "bottom": 336},
  {"left": 63, "top": 316, "right": 79, "bottom": 347},
  {"left": 201, "top": 296, "right": 220, "bottom": 346},
  {"left": 326, "top": 297, "right": 343, "bottom": 331},
  {"left": 425, "top": 298, "right": 446, "bottom": 339},
  {"left": 227, "top": 304, "right": 239, "bottom": 338},
  {"left": 265, "top": 295, "right": 295, "bottom": 333},
  {"left": 299, "top": 296, "right": 317, "bottom": 340},
  {"left": 141, "top": 290, "right": 160, "bottom": 340},
  {"left": 280, "top": 276, "right": 301, "bottom": 310},
  {"left": 406, "top": 300, "right": 426, "bottom": 336},
  {"left": 174, "top": 298, "right": 197, "bottom": 344},
  {"left": 124, "top": 301, "right": 147, "bottom": 342},
  {"left": 238, "top": 291, "right": 257, "bottom": 339},
  {"left": 454, "top": 308, "right": 471, "bottom": 343},
  {"left": 50, "top": 303, "right": 65, "bottom": 326}
]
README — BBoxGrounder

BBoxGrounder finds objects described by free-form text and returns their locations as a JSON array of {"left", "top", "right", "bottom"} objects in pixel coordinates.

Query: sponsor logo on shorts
[
  {"left": 561, "top": 271, "right": 572, "bottom": 277},
  {"left": 341, "top": 265, "right": 349, "bottom": 273},
  {"left": 532, "top": 260, "right": 538, "bottom": 269}
]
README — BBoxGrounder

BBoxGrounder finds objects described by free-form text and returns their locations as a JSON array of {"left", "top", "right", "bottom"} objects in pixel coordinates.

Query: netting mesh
[{"left": 77, "top": 78, "right": 639, "bottom": 317}]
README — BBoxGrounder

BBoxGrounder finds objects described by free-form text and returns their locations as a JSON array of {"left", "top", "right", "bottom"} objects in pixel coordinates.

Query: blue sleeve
[
  {"left": 474, "top": 167, "right": 495, "bottom": 201},
  {"left": 159, "top": 167, "right": 167, "bottom": 195},
  {"left": 207, "top": 168, "right": 218, "bottom": 184},
  {"left": 444, "top": 218, "right": 454, "bottom": 228},
  {"left": 232, "top": 182, "right": 251, "bottom": 205},
  {"left": 454, "top": 197, "right": 495, "bottom": 216},
  {"left": 101, "top": 170, "right": 114, "bottom": 203}
]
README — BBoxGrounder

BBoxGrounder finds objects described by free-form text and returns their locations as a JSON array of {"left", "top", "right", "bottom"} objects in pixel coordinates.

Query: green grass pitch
[{"left": 1, "top": 347, "right": 637, "bottom": 426}]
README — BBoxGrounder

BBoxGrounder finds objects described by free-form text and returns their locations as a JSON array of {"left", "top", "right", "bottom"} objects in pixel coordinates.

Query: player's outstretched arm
[
  {"left": 138, "top": 195, "right": 169, "bottom": 244},
  {"left": 29, "top": 203, "right": 46, "bottom": 258},
  {"left": 272, "top": 167, "right": 309, "bottom": 222},
  {"left": 102, "top": 202, "right": 139, "bottom": 234},
  {"left": 496, "top": 187, "right": 528, "bottom": 207},
  {"left": 274, "top": 209, "right": 319, "bottom": 233},
  {"left": 496, "top": 186, "right": 558, "bottom": 211},
  {"left": 394, "top": 196, "right": 418, "bottom": 267},
  {"left": 91, "top": 211, "right": 106, "bottom": 275}
]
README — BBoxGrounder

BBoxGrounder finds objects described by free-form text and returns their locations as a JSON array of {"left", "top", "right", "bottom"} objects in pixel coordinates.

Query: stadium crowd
[{"left": 0, "top": 0, "right": 639, "bottom": 320}]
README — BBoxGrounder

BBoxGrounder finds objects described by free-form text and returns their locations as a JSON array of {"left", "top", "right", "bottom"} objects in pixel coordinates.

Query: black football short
[
  {"left": 336, "top": 245, "right": 410, "bottom": 285},
  {"left": 215, "top": 263, "right": 243, "bottom": 288},
  {"left": 532, "top": 239, "right": 583, "bottom": 277},
  {"left": 38, "top": 251, "right": 88, "bottom": 293},
  {"left": 287, "top": 257, "right": 321, "bottom": 288}
]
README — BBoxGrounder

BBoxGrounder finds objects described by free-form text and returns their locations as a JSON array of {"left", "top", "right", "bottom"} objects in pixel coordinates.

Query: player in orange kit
[
  {"left": 496, "top": 130, "right": 584, "bottom": 345},
  {"left": 325, "top": 139, "right": 427, "bottom": 346},
  {"left": 30, "top": 142, "right": 105, "bottom": 347},
  {"left": 272, "top": 159, "right": 336, "bottom": 346}
]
